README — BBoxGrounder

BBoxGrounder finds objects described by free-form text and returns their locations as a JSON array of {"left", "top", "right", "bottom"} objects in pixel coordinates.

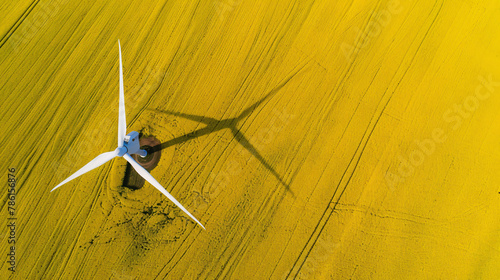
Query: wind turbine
[{"left": 51, "top": 40, "right": 205, "bottom": 230}]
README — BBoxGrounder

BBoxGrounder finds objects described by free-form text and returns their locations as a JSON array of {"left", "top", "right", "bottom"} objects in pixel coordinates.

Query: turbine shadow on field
[{"left": 150, "top": 74, "right": 300, "bottom": 195}]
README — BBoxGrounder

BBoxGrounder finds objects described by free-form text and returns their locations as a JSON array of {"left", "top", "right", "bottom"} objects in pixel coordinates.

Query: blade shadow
[
  {"left": 151, "top": 105, "right": 292, "bottom": 194},
  {"left": 230, "top": 128, "right": 291, "bottom": 192},
  {"left": 149, "top": 68, "right": 307, "bottom": 196}
]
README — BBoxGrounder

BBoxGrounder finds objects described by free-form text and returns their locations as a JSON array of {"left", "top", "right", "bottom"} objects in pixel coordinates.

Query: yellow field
[{"left": 1, "top": 0, "right": 500, "bottom": 279}]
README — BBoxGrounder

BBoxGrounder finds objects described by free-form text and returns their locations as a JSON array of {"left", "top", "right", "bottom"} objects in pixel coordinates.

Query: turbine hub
[{"left": 116, "top": 146, "right": 128, "bottom": 157}]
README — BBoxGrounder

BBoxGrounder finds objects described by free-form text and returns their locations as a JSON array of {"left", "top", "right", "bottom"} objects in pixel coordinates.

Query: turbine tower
[{"left": 51, "top": 41, "right": 205, "bottom": 230}]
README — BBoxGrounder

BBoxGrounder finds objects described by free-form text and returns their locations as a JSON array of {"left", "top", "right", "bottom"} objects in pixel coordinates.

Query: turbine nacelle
[{"left": 120, "top": 131, "right": 146, "bottom": 157}]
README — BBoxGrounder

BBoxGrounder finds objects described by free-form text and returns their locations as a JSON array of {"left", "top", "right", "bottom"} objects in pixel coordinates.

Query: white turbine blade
[
  {"left": 51, "top": 150, "right": 119, "bottom": 192},
  {"left": 117, "top": 40, "right": 126, "bottom": 147},
  {"left": 123, "top": 153, "right": 205, "bottom": 230}
]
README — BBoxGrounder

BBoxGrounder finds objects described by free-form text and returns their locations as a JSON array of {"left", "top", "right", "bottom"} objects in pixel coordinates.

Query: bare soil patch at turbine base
[{"left": 123, "top": 136, "right": 161, "bottom": 189}]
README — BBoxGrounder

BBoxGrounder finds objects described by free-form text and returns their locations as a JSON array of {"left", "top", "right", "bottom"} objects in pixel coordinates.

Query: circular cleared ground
[{"left": 123, "top": 135, "right": 161, "bottom": 189}]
